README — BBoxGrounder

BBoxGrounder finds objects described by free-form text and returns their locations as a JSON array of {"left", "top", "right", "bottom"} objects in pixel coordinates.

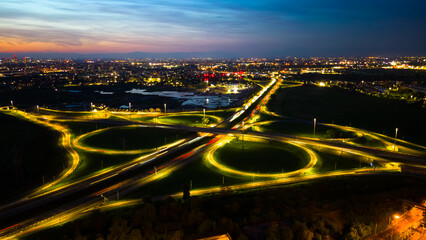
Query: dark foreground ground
[
  {"left": 27, "top": 174, "right": 426, "bottom": 240},
  {"left": 0, "top": 112, "right": 67, "bottom": 204}
]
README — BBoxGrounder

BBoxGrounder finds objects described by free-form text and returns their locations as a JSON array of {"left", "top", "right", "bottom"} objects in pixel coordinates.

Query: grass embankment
[
  {"left": 80, "top": 126, "right": 192, "bottom": 150},
  {"left": 268, "top": 85, "right": 426, "bottom": 146},
  {"left": 259, "top": 120, "right": 356, "bottom": 139},
  {"left": 214, "top": 139, "right": 308, "bottom": 173},
  {"left": 156, "top": 115, "right": 218, "bottom": 126},
  {"left": 0, "top": 112, "right": 67, "bottom": 202},
  {"left": 312, "top": 150, "right": 372, "bottom": 173}
]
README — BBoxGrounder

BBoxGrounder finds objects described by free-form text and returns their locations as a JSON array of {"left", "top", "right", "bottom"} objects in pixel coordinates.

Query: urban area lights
[{"left": 0, "top": 57, "right": 425, "bottom": 240}]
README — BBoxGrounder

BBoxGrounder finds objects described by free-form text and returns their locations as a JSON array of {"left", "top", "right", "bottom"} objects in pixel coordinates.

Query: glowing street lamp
[
  {"left": 203, "top": 108, "right": 206, "bottom": 118},
  {"left": 394, "top": 128, "right": 398, "bottom": 151},
  {"left": 242, "top": 120, "right": 245, "bottom": 150},
  {"left": 164, "top": 103, "right": 167, "bottom": 114},
  {"left": 389, "top": 214, "right": 401, "bottom": 226},
  {"left": 36, "top": 105, "right": 39, "bottom": 114},
  {"left": 10, "top": 100, "right": 13, "bottom": 108},
  {"left": 129, "top": 102, "right": 131, "bottom": 111},
  {"left": 313, "top": 118, "right": 317, "bottom": 136}
]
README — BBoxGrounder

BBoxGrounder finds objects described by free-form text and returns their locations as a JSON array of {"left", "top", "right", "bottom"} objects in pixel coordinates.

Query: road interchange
[{"left": 0, "top": 77, "right": 425, "bottom": 239}]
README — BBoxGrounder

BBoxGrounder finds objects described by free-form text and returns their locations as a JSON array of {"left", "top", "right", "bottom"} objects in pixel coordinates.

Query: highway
[
  {"left": 0, "top": 76, "right": 424, "bottom": 239},
  {"left": 0, "top": 77, "right": 280, "bottom": 238}
]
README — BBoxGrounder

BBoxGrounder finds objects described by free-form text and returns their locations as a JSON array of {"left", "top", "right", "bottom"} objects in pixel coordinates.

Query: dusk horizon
[
  {"left": 2, "top": 51, "right": 426, "bottom": 59},
  {"left": 1, "top": 0, "right": 425, "bottom": 239},
  {"left": 2, "top": 0, "right": 426, "bottom": 57}
]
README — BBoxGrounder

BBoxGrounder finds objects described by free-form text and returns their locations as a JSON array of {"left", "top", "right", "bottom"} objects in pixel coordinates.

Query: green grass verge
[
  {"left": 81, "top": 126, "right": 193, "bottom": 150},
  {"left": 214, "top": 139, "right": 309, "bottom": 173},
  {"left": 268, "top": 85, "right": 426, "bottom": 146},
  {"left": 258, "top": 120, "right": 357, "bottom": 139},
  {"left": 0, "top": 112, "right": 68, "bottom": 201}
]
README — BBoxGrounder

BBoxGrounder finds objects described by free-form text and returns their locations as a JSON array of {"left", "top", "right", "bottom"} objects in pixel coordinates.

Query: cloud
[{"left": 0, "top": 0, "right": 425, "bottom": 56}]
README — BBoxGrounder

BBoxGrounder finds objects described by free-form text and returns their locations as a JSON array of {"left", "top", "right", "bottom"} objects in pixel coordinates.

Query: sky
[{"left": 0, "top": 0, "right": 425, "bottom": 57}]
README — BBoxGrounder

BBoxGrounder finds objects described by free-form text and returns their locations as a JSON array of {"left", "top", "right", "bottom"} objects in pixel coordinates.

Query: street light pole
[
  {"left": 37, "top": 105, "right": 39, "bottom": 114},
  {"left": 10, "top": 100, "right": 13, "bottom": 108},
  {"left": 394, "top": 128, "right": 398, "bottom": 151},
  {"left": 313, "top": 118, "right": 317, "bottom": 136},
  {"left": 203, "top": 108, "right": 205, "bottom": 118},
  {"left": 164, "top": 103, "right": 167, "bottom": 114},
  {"left": 129, "top": 102, "right": 131, "bottom": 111},
  {"left": 242, "top": 120, "right": 245, "bottom": 150}
]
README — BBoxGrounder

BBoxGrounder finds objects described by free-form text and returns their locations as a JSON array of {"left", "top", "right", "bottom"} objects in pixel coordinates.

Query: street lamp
[
  {"left": 394, "top": 128, "right": 398, "bottom": 151},
  {"left": 203, "top": 108, "right": 205, "bottom": 118},
  {"left": 164, "top": 103, "right": 167, "bottom": 114},
  {"left": 389, "top": 214, "right": 400, "bottom": 226},
  {"left": 242, "top": 120, "right": 245, "bottom": 150},
  {"left": 36, "top": 105, "right": 39, "bottom": 114},
  {"left": 10, "top": 100, "right": 13, "bottom": 108},
  {"left": 129, "top": 102, "right": 131, "bottom": 111},
  {"left": 313, "top": 118, "right": 317, "bottom": 136}
]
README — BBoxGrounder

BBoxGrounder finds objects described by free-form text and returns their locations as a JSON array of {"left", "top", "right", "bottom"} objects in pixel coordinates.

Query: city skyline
[{"left": 1, "top": 0, "right": 426, "bottom": 57}]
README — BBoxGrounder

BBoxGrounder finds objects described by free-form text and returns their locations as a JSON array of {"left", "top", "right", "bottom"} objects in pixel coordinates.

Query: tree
[
  {"left": 293, "top": 221, "right": 314, "bottom": 240},
  {"left": 107, "top": 217, "right": 130, "bottom": 240},
  {"left": 266, "top": 223, "right": 279, "bottom": 240},
  {"left": 197, "top": 219, "right": 216, "bottom": 235},
  {"left": 346, "top": 223, "right": 372, "bottom": 240},
  {"left": 202, "top": 117, "right": 210, "bottom": 125},
  {"left": 183, "top": 183, "right": 190, "bottom": 201},
  {"left": 326, "top": 129, "right": 337, "bottom": 139},
  {"left": 236, "top": 232, "right": 249, "bottom": 240},
  {"left": 281, "top": 226, "right": 294, "bottom": 240},
  {"left": 168, "top": 230, "right": 184, "bottom": 240},
  {"left": 128, "top": 229, "right": 142, "bottom": 240}
]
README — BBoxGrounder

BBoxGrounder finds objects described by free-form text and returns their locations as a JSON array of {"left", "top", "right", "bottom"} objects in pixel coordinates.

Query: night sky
[{"left": 1, "top": 0, "right": 425, "bottom": 57}]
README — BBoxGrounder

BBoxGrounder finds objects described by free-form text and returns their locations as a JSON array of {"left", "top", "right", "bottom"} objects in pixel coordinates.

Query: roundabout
[
  {"left": 73, "top": 125, "right": 192, "bottom": 155},
  {"left": 205, "top": 136, "right": 318, "bottom": 178}
]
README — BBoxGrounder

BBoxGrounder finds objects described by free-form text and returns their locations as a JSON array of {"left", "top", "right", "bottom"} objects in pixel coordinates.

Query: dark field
[
  {"left": 81, "top": 126, "right": 193, "bottom": 150},
  {"left": 0, "top": 112, "right": 67, "bottom": 203},
  {"left": 259, "top": 120, "right": 357, "bottom": 139},
  {"left": 268, "top": 85, "right": 426, "bottom": 145},
  {"left": 214, "top": 139, "right": 309, "bottom": 173}
]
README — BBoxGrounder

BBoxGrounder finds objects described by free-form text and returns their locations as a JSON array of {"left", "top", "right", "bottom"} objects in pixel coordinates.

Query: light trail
[
  {"left": 0, "top": 199, "right": 143, "bottom": 240},
  {"left": 0, "top": 138, "right": 210, "bottom": 239},
  {"left": 0, "top": 76, "right": 424, "bottom": 240},
  {"left": 170, "top": 167, "right": 401, "bottom": 198},
  {"left": 73, "top": 125, "right": 160, "bottom": 155},
  {"left": 29, "top": 138, "right": 187, "bottom": 198},
  {"left": 326, "top": 124, "right": 426, "bottom": 155},
  {"left": 156, "top": 113, "right": 223, "bottom": 126},
  {"left": 6, "top": 110, "right": 80, "bottom": 194},
  {"left": 205, "top": 136, "right": 318, "bottom": 178}
]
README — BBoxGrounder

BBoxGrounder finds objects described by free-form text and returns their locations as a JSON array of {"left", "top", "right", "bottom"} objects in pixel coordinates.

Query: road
[
  {"left": 0, "top": 76, "right": 424, "bottom": 239},
  {"left": 0, "top": 77, "right": 280, "bottom": 238}
]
